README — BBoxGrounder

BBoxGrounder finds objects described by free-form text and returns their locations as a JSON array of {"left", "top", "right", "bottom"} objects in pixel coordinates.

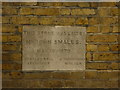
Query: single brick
[
  {"left": 20, "top": 7, "right": 34, "bottom": 15},
  {"left": 2, "top": 44, "right": 18, "bottom": 51},
  {"left": 93, "top": 53, "right": 119, "bottom": 61},
  {"left": 2, "top": 63, "right": 21, "bottom": 70},
  {"left": 2, "top": 16, "right": 10, "bottom": 24},
  {"left": 87, "top": 35, "right": 118, "bottom": 42},
  {"left": 55, "top": 17, "right": 75, "bottom": 25},
  {"left": 112, "top": 26, "right": 119, "bottom": 33},
  {"left": 98, "top": 71, "right": 119, "bottom": 80},
  {"left": 23, "top": 72, "right": 52, "bottom": 79},
  {"left": 75, "top": 17, "right": 88, "bottom": 25},
  {"left": 29, "top": 16, "right": 39, "bottom": 24},
  {"left": 2, "top": 24, "right": 16, "bottom": 33},
  {"left": 87, "top": 26, "right": 99, "bottom": 33},
  {"left": 85, "top": 71, "right": 98, "bottom": 79},
  {"left": 34, "top": 8, "right": 59, "bottom": 16},
  {"left": 10, "top": 16, "right": 30, "bottom": 24},
  {"left": 88, "top": 17, "right": 100, "bottom": 25},
  {"left": 86, "top": 53, "right": 92, "bottom": 61},
  {"left": 86, "top": 62, "right": 110, "bottom": 69},
  {"left": 2, "top": 35, "right": 21, "bottom": 42},
  {"left": 42, "top": 80, "right": 64, "bottom": 88},
  {"left": 64, "top": 80, "right": 77, "bottom": 87},
  {"left": 99, "top": 2, "right": 117, "bottom": 7},
  {"left": 59, "top": 9, "right": 71, "bottom": 15},
  {"left": 87, "top": 44, "right": 97, "bottom": 51},
  {"left": 109, "top": 44, "right": 119, "bottom": 51},
  {"left": 98, "top": 45, "right": 109, "bottom": 51},
  {"left": 2, "top": 53, "right": 22, "bottom": 61},
  {"left": 39, "top": 17, "right": 56, "bottom": 25},
  {"left": 2, "top": 71, "right": 24, "bottom": 79},
  {"left": 100, "top": 17, "right": 118, "bottom": 25},
  {"left": 98, "top": 8, "right": 110, "bottom": 16},
  {"left": 71, "top": 9, "right": 95, "bottom": 15},
  {"left": 3, "top": 80, "right": 24, "bottom": 88},
  {"left": 100, "top": 26, "right": 110, "bottom": 33},
  {"left": 2, "top": 6, "right": 18, "bottom": 15},
  {"left": 110, "top": 8, "right": 118, "bottom": 16}
]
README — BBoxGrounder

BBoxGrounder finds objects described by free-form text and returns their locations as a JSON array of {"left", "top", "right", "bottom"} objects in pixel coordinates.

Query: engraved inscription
[{"left": 22, "top": 26, "right": 86, "bottom": 71}]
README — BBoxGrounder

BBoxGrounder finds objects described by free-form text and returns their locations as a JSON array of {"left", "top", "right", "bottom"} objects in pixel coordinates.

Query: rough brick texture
[{"left": 2, "top": 2, "right": 119, "bottom": 89}]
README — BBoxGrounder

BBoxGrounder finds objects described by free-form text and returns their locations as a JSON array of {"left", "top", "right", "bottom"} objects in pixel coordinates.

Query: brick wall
[{"left": 2, "top": 2, "right": 119, "bottom": 88}]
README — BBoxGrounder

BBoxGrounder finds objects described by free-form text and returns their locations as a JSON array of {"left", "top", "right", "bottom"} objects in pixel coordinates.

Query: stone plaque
[{"left": 22, "top": 26, "right": 86, "bottom": 71}]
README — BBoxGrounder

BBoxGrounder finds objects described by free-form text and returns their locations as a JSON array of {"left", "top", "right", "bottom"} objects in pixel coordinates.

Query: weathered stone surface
[{"left": 22, "top": 26, "right": 86, "bottom": 71}]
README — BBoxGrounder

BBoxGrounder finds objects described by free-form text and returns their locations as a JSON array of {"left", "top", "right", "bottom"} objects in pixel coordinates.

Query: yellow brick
[
  {"left": 11, "top": 16, "right": 30, "bottom": 24},
  {"left": 20, "top": 7, "right": 33, "bottom": 15},
  {"left": 2, "top": 16, "right": 10, "bottom": 24},
  {"left": 2, "top": 6, "right": 18, "bottom": 15},
  {"left": 86, "top": 62, "right": 110, "bottom": 69},
  {"left": 88, "top": 17, "right": 100, "bottom": 25},
  {"left": 98, "top": 8, "right": 110, "bottom": 16},
  {"left": 87, "top": 26, "right": 99, "bottom": 33},
  {"left": 85, "top": 71, "right": 98, "bottom": 79},
  {"left": 77, "top": 2, "right": 90, "bottom": 7},
  {"left": 2, "top": 53, "right": 21, "bottom": 61},
  {"left": 18, "top": 26, "right": 23, "bottom": 33},
  {"left": 100, "top": 17, "right": 118, "bottom": 25},
  {"left": 2, "top": 44, "right": 18, "bottom": 51},
  {"left": 87, "top": 44, "right": 97, "bottom": 51},
  {"left": 23, "top": 72, "right": 52, "bottom": 79},
  {"left": 55, "top": 17, "right": 75, "bottom": 25},
  {"left": 86, "top": 53, "right": 92, "bottom": 61},
  {"left": 62, "top": 2, "right": 78, "bottom": 6},
  {"left": 3, "top": 72, "right": 24, "bottom": 79},
  {"left": 2, "top": 63, "right": 21, "bottom": 70},
  {"left": 98, "top": 71, "right": 119, "bottom": 80},
  {"left": 2, "top": 24, "right": 16, "bottom": 33},
  {"left": 99, "top": 2, "right": 117, "bottom": 7},
  {"left": 112, "top": 26, "right": 119, "bottom": 33},
  {"left": 93, "top": 53, "right": 119, "bottom": 61},
  {"left": 87, "top": 35, "right": 118, "bottom": 42},
  {"left": 98, "top": 45, "right": 109, "bottom": 51},
  {"left": 39, "top": 17, "right": 55, "bottom": 25},
  {"left": 110, "top": 63, "right": 119, "bottom": 69},
  {"left": 109, "top": 44, "right": 119, "bottom": 51},
  {"left": 34, "top": 8, "right": 59, "bottom": 16},
  {"left": 29, "top": 17, "right": 39, "bottom": 24},
  {"left": 2, "top": 35, "right": 21, "bottom": 42},
  {"left": 110, "top": 8, "right": 118, "bottom": 16},
  {"left": 59, "top": 9, "right": 71, "bottom": 15},
  {"left": 75, "top": 18, "right": 88, "bottom": 25},
  {"left": 20, "top": 2, "right": 37, "bottom": 6},
  {"left": 71, "top": 9, "right": 95, "bottom": 15},
  {"left": 100, "top": 26, "right": 110, "bottom": 33}
]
